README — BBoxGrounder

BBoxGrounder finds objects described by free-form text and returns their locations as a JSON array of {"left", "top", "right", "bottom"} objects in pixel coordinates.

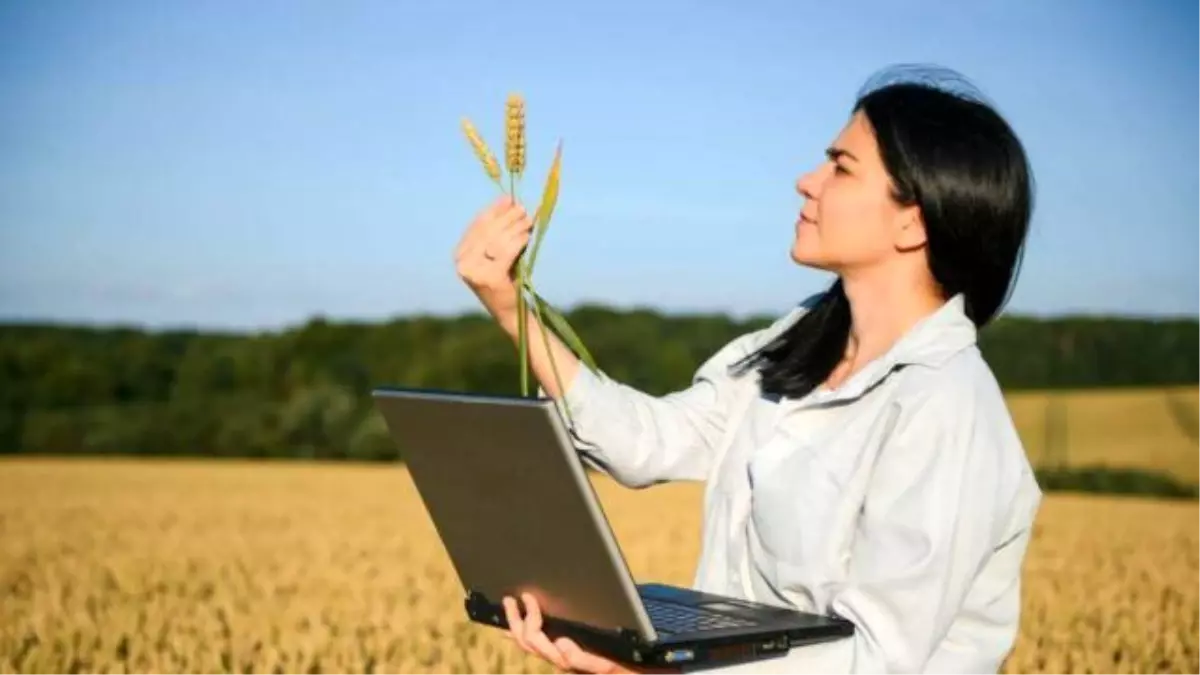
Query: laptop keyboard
[{"left": 642, "top": 597, "right": 757, "bottom": 635}]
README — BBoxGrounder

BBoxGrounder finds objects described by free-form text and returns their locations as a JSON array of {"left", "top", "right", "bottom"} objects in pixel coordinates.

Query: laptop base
[{"left": 465, "top": 585, "right": 852, "bottom": 669}]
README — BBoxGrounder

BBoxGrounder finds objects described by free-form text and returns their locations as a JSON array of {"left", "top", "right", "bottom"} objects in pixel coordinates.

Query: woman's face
[{"left": 791, "top": 111, "right": 923, "bottom": 274}]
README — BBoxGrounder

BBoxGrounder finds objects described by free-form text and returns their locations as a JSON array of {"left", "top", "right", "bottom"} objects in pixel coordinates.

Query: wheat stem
[
  {"left": 505, "top": 94, "right": 531, "bottom": 398},
  {"left": 517, "top": 282, "right": 529, "bottom": 397},
  {"left": 527, "top": 282, "right": 574, "bottom": 426}
]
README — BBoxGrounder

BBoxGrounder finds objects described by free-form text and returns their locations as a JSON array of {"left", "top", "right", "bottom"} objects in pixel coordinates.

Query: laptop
[{"left": 371, "top": 385, "right": 855, "bottom": 669}]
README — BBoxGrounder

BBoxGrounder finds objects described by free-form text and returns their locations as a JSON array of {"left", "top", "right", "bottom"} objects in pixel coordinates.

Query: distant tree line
[{"left": 1, "top": 304, "right": 1196, "bottom": 468}]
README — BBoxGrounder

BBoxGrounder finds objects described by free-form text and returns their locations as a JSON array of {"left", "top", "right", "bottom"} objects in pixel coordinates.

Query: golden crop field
[
  {"left": 1, "top": 457, "right": 1196, "bottom": 674},
  {"left": 1006, "top": 385, "right": 1198, "bottom": 483}
]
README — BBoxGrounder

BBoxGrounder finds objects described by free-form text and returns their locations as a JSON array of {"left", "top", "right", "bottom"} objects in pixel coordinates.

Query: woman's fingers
[
  {"left": 456, "top": 196, "right": 523, "bottom": 264},
  {"left": 503, "top": 596, "right": 530, "bottom": 653},
  {"left": 456, "top": 200, "right": 532, "bottom": 272},
  {"left": 497, "top": 227, "right": 533, "bottom": 265},
  {"left": 520, "top": 593, "right": 570, "bottom": 671},
  {"left": 500, "top": 210, "right": 535, "bottom": 235},
  {"left": 456, "top": 195, "right": 511, "bottom": 261},
  {"left": 505, "top": 594, "right": 572, "bottom": 672},
  {"left": 554, "top": 637, "right": 626, "bottom": 674},
  {"left": 477, "top": 201, "right": 526, "bottom": 255},
  {"left": 495, "top": 202, "right": 529, "bottom": 232}
]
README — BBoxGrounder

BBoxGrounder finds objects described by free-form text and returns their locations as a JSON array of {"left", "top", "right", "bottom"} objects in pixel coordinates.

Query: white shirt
[{"left": 552, "top": 293, "right": 1043, "bottom": 673}]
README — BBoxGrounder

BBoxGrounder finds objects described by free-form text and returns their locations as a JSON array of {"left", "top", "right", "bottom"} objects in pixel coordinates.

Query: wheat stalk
[
  {"left": 461, "top": 94, "right": 596, "bottom": 419},
  {"left": 504, "top": 94, "right": 532, "bottom": 397}
]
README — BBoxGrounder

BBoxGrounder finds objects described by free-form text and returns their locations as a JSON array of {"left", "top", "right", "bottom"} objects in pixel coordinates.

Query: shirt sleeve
[
  {"left": 689, "top": 382, "right": 1035, "bottom": 674},
  {"left": 547, "top": 306, "right": 804, "bottom": 488}
]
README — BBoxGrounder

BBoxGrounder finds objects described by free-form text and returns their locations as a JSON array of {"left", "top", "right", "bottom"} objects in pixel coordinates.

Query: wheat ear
[
  {"left": 461, "top": 118, "right": 502, "bottom": 187},
  {"left": 505, "top": 93, "right": 526, "bottom": 177}
]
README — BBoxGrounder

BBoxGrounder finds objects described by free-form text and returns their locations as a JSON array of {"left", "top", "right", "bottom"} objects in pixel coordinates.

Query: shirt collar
[
  {"left": 789, "top": 293, "right": 978, "bottom": 406},
  {"left": 887, "top": 293, "right": 978, "bottom": 368}
]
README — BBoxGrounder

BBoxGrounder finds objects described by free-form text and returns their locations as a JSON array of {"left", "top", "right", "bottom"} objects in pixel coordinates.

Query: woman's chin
[{"left": 790, "top": 245, "right": 831, "bottom": 270}]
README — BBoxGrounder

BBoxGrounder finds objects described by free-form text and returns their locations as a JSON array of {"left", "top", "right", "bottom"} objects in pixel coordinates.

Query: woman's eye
[{"left": 833, "top": 163, "right": 849, "bottom": 175}]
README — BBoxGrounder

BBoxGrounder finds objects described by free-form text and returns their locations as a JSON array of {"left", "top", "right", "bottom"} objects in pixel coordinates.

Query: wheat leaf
[
  {"left": 528, "top": 290, "right": 576, "bottom": 427},
  {"left": 528, "top": 289, "right": 598, "bottom": 374},
  {"left": 526, "top": 140, "right": 562, "bottom": 275}
]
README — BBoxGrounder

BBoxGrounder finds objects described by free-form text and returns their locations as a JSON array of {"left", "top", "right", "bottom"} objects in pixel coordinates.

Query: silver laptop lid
[{"left": 372, "top": 387, "right": 658, "bottom": 641}]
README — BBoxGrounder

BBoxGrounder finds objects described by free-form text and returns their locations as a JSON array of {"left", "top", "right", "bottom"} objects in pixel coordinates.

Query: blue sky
[{"left": 1, "top": 0, "right": 1196, "bottom": 329}]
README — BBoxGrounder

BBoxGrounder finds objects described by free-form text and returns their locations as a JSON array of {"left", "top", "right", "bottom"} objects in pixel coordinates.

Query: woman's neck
[{"left": 839, "top": 268, "right": 945, "bottom": 374}]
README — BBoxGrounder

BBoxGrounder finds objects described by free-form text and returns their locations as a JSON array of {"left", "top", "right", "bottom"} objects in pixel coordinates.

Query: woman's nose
[{"left": 795, "top": 168, "right": 821, "bottom": 200}]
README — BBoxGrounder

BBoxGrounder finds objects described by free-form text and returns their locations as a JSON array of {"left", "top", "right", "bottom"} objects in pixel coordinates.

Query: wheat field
[
  {"left": 1, "top": 455, "right": 1196, "bottom": 674},
  {"left": 1006, "top": 385, "right": 1199, "bottom": 483}
]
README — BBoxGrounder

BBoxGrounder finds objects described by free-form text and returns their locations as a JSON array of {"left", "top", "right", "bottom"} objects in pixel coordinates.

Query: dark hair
[{"left": 733, "top": 65, "right": 1034, "bottom": 400}]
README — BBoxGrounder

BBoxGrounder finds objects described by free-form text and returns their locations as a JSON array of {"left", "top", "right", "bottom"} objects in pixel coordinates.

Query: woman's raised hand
[{"left": 455, "top": 195, "right": 535, "bottom": 324}]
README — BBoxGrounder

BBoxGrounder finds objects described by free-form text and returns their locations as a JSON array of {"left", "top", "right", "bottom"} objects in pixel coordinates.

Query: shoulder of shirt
[
  {"left": 889, "top": 347, "right": 1017, "bottom": 447},
  {"left": 894, "top": 345, "right": 1001, "bottom": 408},
  {"left": 883, "top": 347, "right": 1029, "bottom": 474},
  {"left": 889, "top": 347, "right": 1044, "bottom": 517}
]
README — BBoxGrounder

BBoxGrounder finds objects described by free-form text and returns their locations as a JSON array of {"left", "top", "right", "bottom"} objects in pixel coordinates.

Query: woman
[{"left": 453, "top": 66, "right": 1043, "bottom": 674}]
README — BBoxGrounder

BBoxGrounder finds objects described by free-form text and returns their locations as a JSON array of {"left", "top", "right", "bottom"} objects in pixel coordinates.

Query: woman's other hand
[{"left": 502, "top": 593, "right": 678, "bottom": 674}]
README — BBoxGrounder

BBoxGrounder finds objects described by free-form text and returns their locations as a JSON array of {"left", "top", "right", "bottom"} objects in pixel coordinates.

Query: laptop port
[{"left": 664, "top": 648, "right": 695, "bottom": 663}]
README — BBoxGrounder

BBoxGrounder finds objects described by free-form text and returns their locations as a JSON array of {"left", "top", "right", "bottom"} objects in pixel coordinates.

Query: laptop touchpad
[
  {"left": 701, "top": 601, "right": 770, "bottom": 618},
  {"left": 702, "top": 602, "right": 746, "bottom": 612}
]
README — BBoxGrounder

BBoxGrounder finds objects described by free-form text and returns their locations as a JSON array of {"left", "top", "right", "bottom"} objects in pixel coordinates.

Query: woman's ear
[{"left": 894, "top": 206, "right": 927, "bottom": 251}]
